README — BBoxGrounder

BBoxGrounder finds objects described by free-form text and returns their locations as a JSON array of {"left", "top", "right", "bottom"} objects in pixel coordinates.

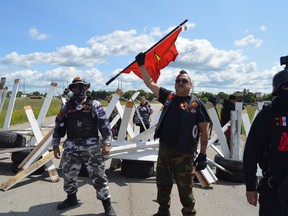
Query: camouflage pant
[
  {"left": 60, "top": 145, "right": 111, "bottom": 200},
  {"left": 156, "top": 144, "right": 196, "bottom": 216}
]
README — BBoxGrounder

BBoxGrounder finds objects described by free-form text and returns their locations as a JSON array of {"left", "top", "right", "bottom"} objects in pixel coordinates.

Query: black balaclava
[{"left": 277, "top": 88, "right": 288, "bottom": 106}]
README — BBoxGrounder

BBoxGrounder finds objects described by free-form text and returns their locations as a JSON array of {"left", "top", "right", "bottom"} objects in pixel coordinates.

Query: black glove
[
  {"left": 193, "top": 153, "right": 207, "bottom": 171},
  {"left": 135, "top": 52, "right": 146, "bottom": 66}
]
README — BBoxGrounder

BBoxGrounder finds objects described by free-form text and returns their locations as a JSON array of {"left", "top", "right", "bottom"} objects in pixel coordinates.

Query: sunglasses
[{"left": 175, "top": 78, "right": 189, "bottom": 84}]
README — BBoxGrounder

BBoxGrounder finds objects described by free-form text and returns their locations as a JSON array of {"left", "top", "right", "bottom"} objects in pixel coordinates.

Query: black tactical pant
[{"left": 258, "top": 175, "right": 288, "bottom": 216}]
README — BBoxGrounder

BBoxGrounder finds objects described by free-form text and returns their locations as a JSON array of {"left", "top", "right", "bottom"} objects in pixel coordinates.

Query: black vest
[
  {"left": 154, "top": 93, "right": 200, "bottom": 152},
  {"left": 66, "top": 100, "right": 98, "bottom": 139}
]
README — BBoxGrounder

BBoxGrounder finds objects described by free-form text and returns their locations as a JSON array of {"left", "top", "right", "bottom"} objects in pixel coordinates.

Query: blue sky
[{"left": 0, "top": 0, "right": 286, "bottom": 95}]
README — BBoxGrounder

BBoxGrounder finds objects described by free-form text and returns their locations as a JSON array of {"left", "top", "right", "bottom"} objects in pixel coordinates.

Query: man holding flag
[{"left": 134, "top": 50, "right": 209, "bottom": 216}]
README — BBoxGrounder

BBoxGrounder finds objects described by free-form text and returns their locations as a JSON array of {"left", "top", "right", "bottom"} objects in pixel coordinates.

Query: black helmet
[
  {"left": 272, "top": 70, "right": 288, "bottom": 95},
  {"left": 68, "top": 77, "right": 90, "bottom": 90}
]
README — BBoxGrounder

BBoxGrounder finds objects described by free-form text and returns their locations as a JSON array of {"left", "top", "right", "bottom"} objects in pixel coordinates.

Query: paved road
[{"left": 0, "top": 104, "right": 259, "bottom": 216}]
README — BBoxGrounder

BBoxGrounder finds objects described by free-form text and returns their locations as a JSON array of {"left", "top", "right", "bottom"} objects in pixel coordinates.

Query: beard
[{"left": 175, "top": 86, "right": 191, "bottom": 96}]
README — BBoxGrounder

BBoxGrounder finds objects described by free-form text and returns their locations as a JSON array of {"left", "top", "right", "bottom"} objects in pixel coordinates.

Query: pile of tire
[
  {"left": 121, "top": 159, "right": 155, "bottom": 178},
  {"left": 11, "top": 151, "right": 45, "bottom": 175},
  {"left": 0, "top": 131, "right": 26, "bottom": 148},
  {"left": 214, "top": 154, "right": 245, "bottom": 183}
]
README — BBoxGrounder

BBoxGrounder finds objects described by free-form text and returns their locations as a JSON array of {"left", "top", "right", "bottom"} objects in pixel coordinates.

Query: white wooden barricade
[
  {"left": 3, "top": 79, "right": 20, "bottom": 130},
  {"left": 240, "top": 110, "right": 251, "bottom": 160},
  {"left": 21, "top": 106, "right": 59, "bottom": 181},
  {"left": 1, "top": 82, "right": 60, "bottom": 190},
  {"left": 230, "top": 102, "right": 243, "bottom": 160},
  {"left": 207, "top": 104, "right": 230, "bottom": 157},
  {"left": 37, "top": 82, "right": 58, "bottom": 128},
  {"left": 117, "top": 101, "right": 135, "bottom": 140},
  {"left": 105, "top": 88, "right": 122, "bottom": 118},
  {"left": 0, "top": 77, "right": 7, "bottom": 113},
  {"left": 19, "top": 82, "right": 59, "bottom": 182},
  {"left": 26, "top": 82, "right": 57, "bottom": 146},
  {"left": 1, "top": 145, "right": 62, "bottom": 191}
]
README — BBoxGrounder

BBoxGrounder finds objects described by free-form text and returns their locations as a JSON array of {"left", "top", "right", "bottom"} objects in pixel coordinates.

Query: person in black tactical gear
[
  {"left": 220, "top": 94, "right": 236, "bottom": 127},
  {"left": 135, "top": 52, "right": 210, "bottom": 216},
  {"left": 220, "top": 94, "right": 236, "bottom": 147},
  {"left": 133, "top": 96, "right": 154, "bottom": 133},
  {"left": 243, "top": 56, "right": 288, "bottom": 216},
  {"left": 52, "top": 77, "right": 116, "bottom": 216}
]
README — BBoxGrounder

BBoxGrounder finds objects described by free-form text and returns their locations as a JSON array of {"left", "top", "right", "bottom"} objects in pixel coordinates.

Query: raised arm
[{"left": 135, "top": 52, "right": 160, "bottom": 98}]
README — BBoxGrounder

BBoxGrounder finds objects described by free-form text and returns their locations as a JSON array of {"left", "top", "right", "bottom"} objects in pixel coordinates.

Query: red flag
[{"left": 122, "top": 27, "right": 182, "bottom": 82}]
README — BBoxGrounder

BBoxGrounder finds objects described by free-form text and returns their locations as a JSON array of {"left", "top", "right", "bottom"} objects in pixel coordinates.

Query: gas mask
[{"left": 71, "top": 84, "right": 87, "bottom": 103}]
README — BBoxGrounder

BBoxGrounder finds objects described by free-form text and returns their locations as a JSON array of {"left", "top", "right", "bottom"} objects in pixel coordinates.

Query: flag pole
[{"left": 105, "top": 19, "right": 188, "bottom": 86}]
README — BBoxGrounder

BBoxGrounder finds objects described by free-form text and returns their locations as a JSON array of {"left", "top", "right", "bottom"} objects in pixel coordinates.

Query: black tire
[
  {"left": 11, "top": 151, "right": 45, "bottom": 175},
  {"left": 0, "top": 131, "right": 26, "bottom": 148},
  {"left": 214, "top": 154, "right": 243, "bottom": 171},
  {"left": 11, "top": 151, "right": 32, "bottom": 162},
  {"left": 214, "top": 154, "right": 245, "bottom": 183},
  {"left": 121, "top": 160, "right": 155, "bottom": 178}
]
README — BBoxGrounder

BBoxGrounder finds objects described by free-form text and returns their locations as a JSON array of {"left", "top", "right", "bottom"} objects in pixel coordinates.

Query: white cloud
[
  {"left": 234, "top": 35, "right": 263, "bottom": 48},
  {"left": 28, "top": 28, "right": 48, "bottom": 41},
  {"left": 259, "top": 25, "right": 267, "bottom": 31},
  {"left": 0, "top": 27, "right": 279, "bottom": 94}
]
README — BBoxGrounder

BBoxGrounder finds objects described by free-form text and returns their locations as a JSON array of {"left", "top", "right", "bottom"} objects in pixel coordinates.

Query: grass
[{"left": 0, "top": 97, "right": 62, "bottom": 128}]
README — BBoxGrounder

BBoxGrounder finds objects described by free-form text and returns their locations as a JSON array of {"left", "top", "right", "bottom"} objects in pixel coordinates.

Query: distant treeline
[{"left": 6, "top": 88, "right": 273, "bottom": 104}]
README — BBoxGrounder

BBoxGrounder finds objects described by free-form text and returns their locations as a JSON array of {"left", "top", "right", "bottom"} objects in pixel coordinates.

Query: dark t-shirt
[{"left": 157, "top": 87, "right": 209, "bottom": 148}]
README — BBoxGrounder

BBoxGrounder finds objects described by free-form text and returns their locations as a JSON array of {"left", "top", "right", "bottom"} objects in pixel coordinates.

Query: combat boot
[
  {"left": 57, "top": 193, "right": 78, "bottom": 210},
  {"left": 102, "top": 198, "right": 116, "bottom": 216}
]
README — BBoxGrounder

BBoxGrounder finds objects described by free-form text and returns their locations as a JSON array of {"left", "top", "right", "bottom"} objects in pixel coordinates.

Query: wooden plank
[
  {"left": 195, "top": 171, "right": 210, "bottom": 188},
  {"left": 115, "top": 101, "right": 135, "bottom": 139},
  {"left": 242, "top": 110, "right": 251, "bottom": 136},
  {"left": 3, "top": 79, "right": 20, "bottom": 129},
  {"left": 202, "top": 165, "right": 218, "bottom": 184},
  {"left": 117, "top": 101, "right": 134, "bottom": 140},
  {"left": 0, "top": 77, "right": 7, "bottom": 113},
  {"left": 18, "top": 129, "right": 54, "bottom": 169},
  {"left": 130, "top": 125, "right": 156, "bottom": 142},
  {"left": 208, "top": 106, "right": 230, "bottom": 157},
  {"left": 23, "top": 106, "right": 59, "bottom": 182},
  {"left": 36, "top": 82, "right": 57, "bottom": 127},
  {"left": 195, "top": 166, "right": 218, "bottom": 188},
  {"left": 151, "top": 106, "right": 162, "bottom": 126},
  {"left": 108, "top": 149, "right": 158, "bottom": 162},
  {"left": 1, "top": 148, "right": 62, "bottom": 191},
  {"left": 230, "top": 102, "right": 244, "bottom": 160},
  {"left": 109, "top": 139, "right": 159, "bottom": 154},
  {"left": 105, "top": 88, "right": 122, "bottom": 118},
  {"left": 230, "top": 111, "right": 239, "bottom": 160}
]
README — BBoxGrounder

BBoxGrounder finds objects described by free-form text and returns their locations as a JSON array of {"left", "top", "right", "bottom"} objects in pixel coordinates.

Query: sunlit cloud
[
  {"left": 234, "top": 35, "right": 263, "bottom": 48},
  {"left": 28, "top": 28, "right": 48, "bottom": 41}
]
